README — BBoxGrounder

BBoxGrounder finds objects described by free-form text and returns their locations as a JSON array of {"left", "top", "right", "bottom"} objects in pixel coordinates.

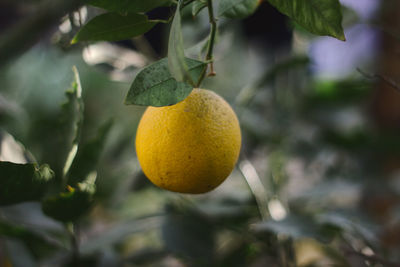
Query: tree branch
[{"left": 357, "top": 68, "right": 400, "bottom": 93}]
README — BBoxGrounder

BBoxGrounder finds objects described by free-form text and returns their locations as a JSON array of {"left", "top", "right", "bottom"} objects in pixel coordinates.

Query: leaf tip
[
  {"left": 335, "top": 30, "right": 346, "bottom": 41},
  {"left": 70, "top": 37, "right": 78, "bottom": 45},
  {"left": 331, "top": 32, "right": 346, "bottom": 42},
  {"left": 123, "top": 97, "right": 133, "bottom": 106}
]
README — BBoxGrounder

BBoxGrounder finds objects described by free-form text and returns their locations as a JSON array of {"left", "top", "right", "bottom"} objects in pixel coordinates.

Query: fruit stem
[
  {"left": 197, "top": 0, "right": 217, "bottom": 86},
  {"left": 206, "top": 0, "right": 217, "bottom": 64}
]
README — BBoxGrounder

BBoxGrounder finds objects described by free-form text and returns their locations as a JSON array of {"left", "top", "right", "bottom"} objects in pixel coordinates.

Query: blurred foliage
[
  {"left": 0, "top": 162, "right": 54, "bottom": 206},
  {"left": 42, "top": 174, "right": 96, "bottom": 222},
  {"left": 0, "top": 0, "right": 400, "bottom": 267}
]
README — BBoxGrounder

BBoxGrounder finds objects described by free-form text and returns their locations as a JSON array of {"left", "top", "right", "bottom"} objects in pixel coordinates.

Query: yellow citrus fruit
[{"left": 135, "top": 88, "right": 241, "bottom": 194}]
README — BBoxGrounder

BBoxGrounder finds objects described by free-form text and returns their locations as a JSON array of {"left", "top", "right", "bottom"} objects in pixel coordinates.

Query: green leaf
[
  {"left": 192, "top": 0, "right": 207, "bottom": 17},
  {"left": 0, "top": 162, "right": 54, "bottom": 206},
  {"left": 168, "top": 1, "right": 193, "bottom": 84},
  {"left": 42, "top": 173, "right": 96, "bottom": 222},
  {"left": 267, "top": 0, "right": 346, "bottom": 41},
  {"left": 218, "top": 0, "right": 259, "bottom": 19},
  {"left": 125, "top": 58, "right": 206, "bottom": 106},
  {"left": 72, "top": 13, "right": 158, "bottom": 44},
  {"left": 87, "top": 0, "right": 174, "bottom": 13},
  {"left": 59, "top": 66, "right": 84, "bottom": 178},
  {"left": 67, "top": 119, "right": 113, "bottom": 186}
]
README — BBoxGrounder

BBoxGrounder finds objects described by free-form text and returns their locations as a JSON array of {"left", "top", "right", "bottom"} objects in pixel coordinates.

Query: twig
[
  {"left": 357, "top": 68, "right": 400, "bottom": 93},
  {"left": 205, "top": 0, "right": 217, "bottom": 71},
  {"left": 197, "top": 0, "right": 217, "bottom": 86}
]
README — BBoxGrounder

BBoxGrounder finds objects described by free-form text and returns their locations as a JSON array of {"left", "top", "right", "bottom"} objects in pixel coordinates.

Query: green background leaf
[
  {"left": 42, "top": 175, "right": 96, "bottom": 222},
  {"left": 267, "top": 0, "right": 346, "bottom": 41},
  {"left": 0, "top": 162, "right": 54, "bottom": 206},
  {"left": 192, "top": 0, "right": 207, "bottom": 17},
  {"left": 67, "top": 120, "right": 113, "bottom": 186},
  {"left": 58, "top": 67, "right": 84, "bottom": 178},
  {"left": 72, "top": 13, "right": 158, "bottom": 43},
  {"left": 87, "top": 0, "right": 174, "bottom": 13},
  {"left": 218, "top": 0, "right": 259, "bottom": 19},
  {"left": 125, "top": 58, "right": 206, "bottom": 107},
  {"left": 168, "top": 2, "right": 193, "bottom": 84}
]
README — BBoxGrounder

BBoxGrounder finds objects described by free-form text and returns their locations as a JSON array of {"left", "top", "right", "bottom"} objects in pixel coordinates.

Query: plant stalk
[
  {"left": 197, "top": 0, "right": 217, "bottom": 86},
  {"left": 205, "top": 0, "right": 217, "bottom": 69}
]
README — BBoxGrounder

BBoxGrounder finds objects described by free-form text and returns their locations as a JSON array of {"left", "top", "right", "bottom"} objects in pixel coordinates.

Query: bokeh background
[{"left": 1, "top": 0, "right": 400, "bottom": 266}]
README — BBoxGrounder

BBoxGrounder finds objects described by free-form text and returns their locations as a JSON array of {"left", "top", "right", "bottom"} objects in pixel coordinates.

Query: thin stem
[
  {"left": 357, "top": 68, "right": 400, "bottom": 93},
  {"left": 205, "top": 0, "right": 217, "bottom": 65},
  {"left": 197, "top": 0, "right": 217, "bottom": 87}
]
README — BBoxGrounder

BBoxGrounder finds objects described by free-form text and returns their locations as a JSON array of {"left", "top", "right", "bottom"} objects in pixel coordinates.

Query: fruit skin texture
[{"left": 135, "top": 88, "right": 241, "bottom": 194}]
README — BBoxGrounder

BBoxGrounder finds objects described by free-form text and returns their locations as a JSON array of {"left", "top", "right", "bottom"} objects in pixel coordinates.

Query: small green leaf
[
  {"left": 67, "top": 119, "right": 113, "bottom": 186},
  {"left": 60, "top": 67, "right": 84, "bottom": 177},
  {"left": 218, "top": 0, "right": 259, "bottom": 19},
  {"left": 192, "top": 0, "right": 207, "bottom": 17},
  {"left": 0, "top": 162, "right": 54, "bottom": 206},
  {"left": 72, "top": 13, "right": 158, "bottom": 44},
  {"left": 87, "top": 0, "right": 174, "bottom": 13},
  {"left": 267, "top": 0, "right": 346, "bottom": 41},
  {"left": 125, "top": 58, "right": 207, "bottom": 106},
  {"left": 42, "top": 173, "right": 96, "bottom": 222},
  {"left": 168, "top": 1, "right": 193, "bottom": 84}
]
